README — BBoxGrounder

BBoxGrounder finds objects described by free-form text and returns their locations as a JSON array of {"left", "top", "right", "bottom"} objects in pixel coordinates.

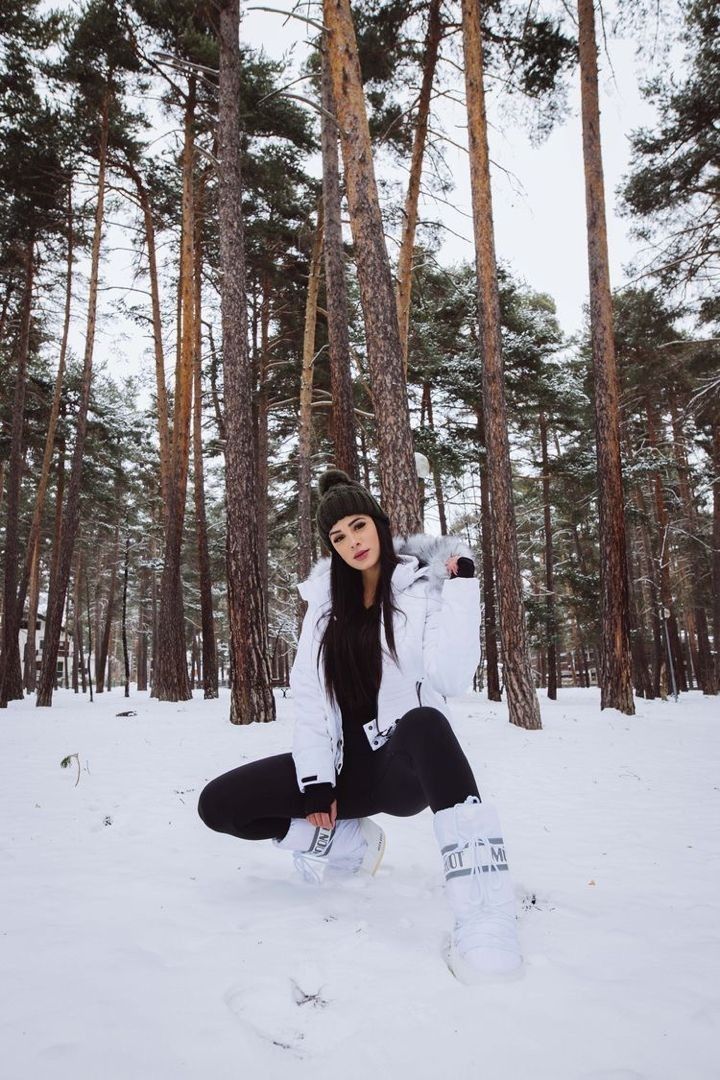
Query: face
[{"left": 328, "top": 514, "right": 381, "bottom": 572}]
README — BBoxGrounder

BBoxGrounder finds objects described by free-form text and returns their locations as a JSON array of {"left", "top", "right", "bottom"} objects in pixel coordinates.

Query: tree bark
[
  {"left": 136, "top": 550, "right": 148, "bottom": 693},
  {"left": 122, "top": 160, "right": 171, "bottom": 519},
  {"left": 476, "top": 407, "right": 500, "bottom": 701},
  {"left": 298, "top": 209, "right": 325, "bottom": 595},
  {"left": 320, "top": 43, "right": 358, "bottom": 479},
  {"left": 72, "top": 547, "right": 83, "bottom": 693},
  {"left": 396, "top": 0, "right": 442, "bottom": 372},
  {"left": 626, "top": 525, "right": 653, "bottom": 698},
  {"left": 85, "top": 575, "right": 94, "bottom": 702},
  {"left": 0, "top": 239, "right": 34, "bottom": 707},
  {"left": 23, "top": 539, "right": 41, "bottom": 691},
  {"left": 539, "top": 411, "right": 558, "bottom": 699},
  {"left": 218, "top": 0, "right": 276, "bottom": 725},
  {"left": 423, "top": 383, "right": 447, "bottom": 535},
  {"left": 461, "top": 0, "right": 541, "bottom": 729},
  {"left": 578, "top": 0, "right": 634, "bottom": 713},
  {"left": 36, "top": 94, "right": 110, "bottom": 707},
  {"left": 668, "top": 394, "right": 717, "bottom": 694},
  {"left": 153, "top": 80, "right": 197, "bottom": 702},
  {"left": 96, "top": 525, "right": 119, "bottom": 693},
  {"left": 323, "top": 0, "right": 421, "bottom": 535},
  {"left": 122, "top": 535, "right": 130, "bottom": 698},
  {"left": 645, "top": 398, "right": 687, "bottom": 691},
  {"left": 192, "top": 184, "right": 218, "bottom": 699},
  {"left": 712, "top": 414, "right": 720, "bottom": 685},
  {"left": 255, "top": 270, "right": 271, "bottom": 615},
  {"left": 19, "top": 184, "right": 74, "bottom": 692}
]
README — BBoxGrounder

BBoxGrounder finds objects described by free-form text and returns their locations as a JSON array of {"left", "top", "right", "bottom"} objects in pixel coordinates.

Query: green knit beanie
[{"left": 316, "top": 468, "right": 389, "bottom": 551}]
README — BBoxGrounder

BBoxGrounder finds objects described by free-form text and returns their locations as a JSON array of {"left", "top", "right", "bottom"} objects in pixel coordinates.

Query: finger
[{"left": 330, "top": 801, "right": 337, "bottom": 827}]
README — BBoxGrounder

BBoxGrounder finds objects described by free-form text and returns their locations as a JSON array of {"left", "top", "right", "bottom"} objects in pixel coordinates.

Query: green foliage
[{"left": 621, "top": 1, "right": 720, "bottom": 311}]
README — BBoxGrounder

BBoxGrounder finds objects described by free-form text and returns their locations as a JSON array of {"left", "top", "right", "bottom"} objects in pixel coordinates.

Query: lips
[{"left": 354, "top": 549, "right": 369, "bottom": 560}]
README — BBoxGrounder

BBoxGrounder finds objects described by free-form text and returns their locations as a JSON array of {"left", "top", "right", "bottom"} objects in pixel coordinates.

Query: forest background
[{"left": 0, "top": 0, "right": 718, "bottom": 727}]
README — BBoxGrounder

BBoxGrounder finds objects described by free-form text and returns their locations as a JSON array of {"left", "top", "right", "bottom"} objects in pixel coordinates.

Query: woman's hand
[
  {"left": 446, "top": 555, "right": 475, "bottom": 578},
  {"left": 306, "top": 799, "right": 337, "bottom": 830}
]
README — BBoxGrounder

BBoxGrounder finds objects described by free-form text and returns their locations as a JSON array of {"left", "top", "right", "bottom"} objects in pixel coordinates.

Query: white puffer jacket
[{"left": 290, "top": 533, "right": 482, "bottom": 792}]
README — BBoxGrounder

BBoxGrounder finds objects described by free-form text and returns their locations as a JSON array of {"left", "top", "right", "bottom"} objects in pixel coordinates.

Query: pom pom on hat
[
  {"left": 315, "top": 468, "right": 389, "bottom": 551},
  {"left": 318, "top": 468, "right": 353, "bottom": 497}
]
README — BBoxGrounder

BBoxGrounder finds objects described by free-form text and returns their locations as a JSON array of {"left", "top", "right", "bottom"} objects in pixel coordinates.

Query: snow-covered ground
[{"left": 1, "top": 686, "right": 718, "bottom": 1080}]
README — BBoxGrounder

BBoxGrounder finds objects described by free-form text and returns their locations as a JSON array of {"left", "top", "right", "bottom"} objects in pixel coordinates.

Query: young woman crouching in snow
[{"left": 198, "top": 469, "right": 522, "bottom": 981}]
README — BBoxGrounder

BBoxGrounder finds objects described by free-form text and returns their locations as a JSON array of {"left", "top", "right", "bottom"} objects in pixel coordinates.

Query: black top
[{"left": 303, "top": 602, "right": 379, "bottom": 816}]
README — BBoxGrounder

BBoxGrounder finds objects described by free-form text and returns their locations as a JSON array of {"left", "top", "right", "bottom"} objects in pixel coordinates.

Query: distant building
[{"left": 18, "top": 614, "right": 73, "bottom": 683}]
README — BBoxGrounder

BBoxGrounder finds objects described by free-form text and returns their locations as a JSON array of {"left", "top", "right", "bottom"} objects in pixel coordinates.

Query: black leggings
[{"left": 197, "top": 706, "right": 480, "bottom": 842}]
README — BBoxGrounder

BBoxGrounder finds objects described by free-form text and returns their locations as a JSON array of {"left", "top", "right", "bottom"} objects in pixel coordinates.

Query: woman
[{"left": 198, "top": 469, "right": 522, "bottom": 981}]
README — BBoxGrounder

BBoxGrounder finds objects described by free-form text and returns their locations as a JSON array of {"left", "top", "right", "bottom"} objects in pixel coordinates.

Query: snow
[{"left": 2, "top": 687, "right": 719, "bottom": 1080}]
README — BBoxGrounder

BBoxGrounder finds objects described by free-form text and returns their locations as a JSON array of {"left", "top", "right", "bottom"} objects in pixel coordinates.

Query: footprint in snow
[{"left": 223, "top": 975, "right": 355, "bottom": 1057}]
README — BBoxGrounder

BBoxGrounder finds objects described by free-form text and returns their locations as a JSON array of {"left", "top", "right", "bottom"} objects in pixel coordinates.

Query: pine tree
[{"left": 217, "top": 0, "right": 275, "bottom": 725}]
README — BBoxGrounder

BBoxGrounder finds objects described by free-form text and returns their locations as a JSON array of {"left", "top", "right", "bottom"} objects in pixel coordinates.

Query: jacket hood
[{"left": 297, "top": 531, "right": 475, "bottom": 606}]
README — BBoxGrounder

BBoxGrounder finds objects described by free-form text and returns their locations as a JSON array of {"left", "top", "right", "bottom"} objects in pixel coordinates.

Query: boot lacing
[
  {"left": 453, "top": 803, "right": 515, "bottom": 956},
  {"left": 292, "top": 851, "right": 325, "bottom": 885}
]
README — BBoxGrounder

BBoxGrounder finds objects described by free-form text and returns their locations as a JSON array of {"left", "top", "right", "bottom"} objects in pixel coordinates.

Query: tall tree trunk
[
  {"left": 712, "top": 414, "right": 720, "bottom": 685},
  {"left": 192, "top": 189, "right": 218, "bottom": 699},
  {"left": 323, "top": 0, "right": 421, "bottom": 535},
  {"left": 150, "top": 524, "right": 158, "bottom": 692},
  {"left": 153, "top": 81, "right": 197, "bottom": 702},
  {"left": 0, "top": 273, "right": 16, "bottom": 341},
  {"left": 423, "top": 383, "right": 448, "bottom": 534},
  {"left": 461, "top": 0, "right": 541, "bottom": 730},
  {"left": 668, "top": 395, "right": 717, "bottom": 694},
  {"left": 85, "top": 575, "right": 94, "bottom": 702},
  {"left": 630, "top": 515, "right": 656, "bottom": 698},
  {"left": 298, "top": 209, "right": 325, "bottom": 601},
  {"left": 256, "top": 270, "right": 271, "bottom": 615},
  {"left": 476, "top": 407, "right": 500, "bottom": 701},
  {"left": 122, "top": 161, "right": 171, "bottom": 519},
  {"left": 396, "top": 0, "right": 442, "bottom": 372},
  {"left": 36, "top": 94, "right": 110, "bottom": 707},
  {"left": 23, "top": 539, "right": 40, "bottom": 691},
  {"left": 539, "top": 411, "right": 558, "bottom": 699},
  {"left": 72, "top": 547, "right": 82, "bottom": 693},
  {"left": 320, "top": 43, "right": 358, "bottom": 479},
  {"left": 218, "top": 0, "right": 276, "bottom": 725},
  {"left": 645, "top": 399, "right": 687, "bottom": 691},
  {"left": 136, "top": 553, "right": 148, "bottom": 693},
  {"left": 96, "top": 525, "right": 119, "bottom": 693},
  {"left": 48, "top": 430, "right": 66, "bottom": 622},
  {"left": 0, "top": 238, "right": 34, "bottom": 707},
  {"left": 122, "top": 534, "right": 130, "bottom": 697},
  {"left": 18, "top": 185, "right": 74, "bottom": 691},
  {"left": 578, "top": 0, "right": 634, "bottom": 713},
  {"left": 626, "top": 526, "right": 653, "bottom": 698}
]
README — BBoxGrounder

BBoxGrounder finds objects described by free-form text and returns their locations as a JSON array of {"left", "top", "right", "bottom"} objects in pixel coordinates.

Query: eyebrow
[{"left": 329, "top": 516, "right": 365, "bottom": 539}]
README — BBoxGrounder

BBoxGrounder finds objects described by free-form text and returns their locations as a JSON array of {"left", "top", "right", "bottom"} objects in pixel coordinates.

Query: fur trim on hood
[
  {"left": 396, "top": 532, "right": 475, "bottom": 593},
  {"left": 298, "top": 531, "right": 476, "bottom": 603}
]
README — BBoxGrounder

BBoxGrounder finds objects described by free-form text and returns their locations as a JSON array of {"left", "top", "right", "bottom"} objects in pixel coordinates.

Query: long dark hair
[{"left": 318, "top": 516, "right": 404, "bottom": 711}]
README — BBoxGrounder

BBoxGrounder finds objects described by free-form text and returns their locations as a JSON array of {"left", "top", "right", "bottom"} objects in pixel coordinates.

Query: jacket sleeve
[
  {"left": 422, "top": 577, "right": 482, "bottom": 698},
  {"left": 290, "top": 605, "right": 337, "bottom": 792}
]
